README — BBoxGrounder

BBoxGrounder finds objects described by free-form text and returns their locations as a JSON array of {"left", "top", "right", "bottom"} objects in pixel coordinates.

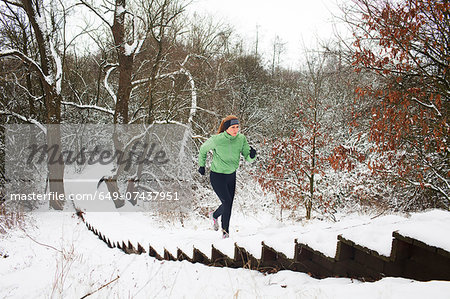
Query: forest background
[{"left": 0, "top": 0, "right": 448, "bottom": 222}]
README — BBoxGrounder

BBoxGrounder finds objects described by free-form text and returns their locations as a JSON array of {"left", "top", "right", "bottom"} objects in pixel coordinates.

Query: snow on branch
[
  {"left": 153, "top": 120, "right": 191, "bottom": 129},
  {"left": 0, "top": 50, "right": 51, "bottom": 86},
  {"left": 2, "top": 0, "right": 22, "bottom": 7},
  {"left": 404, "top": 177, "right": 449, "bottom": 202},
  {"left": 132, "top": 54, "right": 208, "bottom": 88},
  {"left": 412, "top": 97, "right": 442, "bottom": 117},
  {"left": 124, "top": 10, "right": 145, "bottom": 57},
  {"left": 115, "top": 4, "right": 126, "bottom": 17},
  {"left": 61, "top": 101, "right": 114, "bottom": 115},
  {"left": 131, "top": 70, "right": 179, "bottom": 87},
  {"left": 104, "top": 65, "right": 118, "bottom": 104},
  {"left": 179, "top": 67, "right": 197, "bottom": 124},
  {"left": 49, "top": 41, "right": 63, "bottom": 94},
  {"left": 10, "top": 73, "right": 45, "bottom": 102},
  {"left": 0, "top": 110, "right": 46, "bottom": 134},
  {"left": 4, "top": 0, "right": 60, "bottom": 94},
  {"left": 176, "top": 54, "right": 211, "bottom": 123},
  {"left": 32, "top": 3, "right": 56, "bottom": 82},
  {"left": 130, "top": 54, "right": 206, "bottom": 123},
  {"left": 124, "top": 39, "right": 144, "bottom": 56},
  {"left": 184, "top": 106, "right": 220, "bottom": 117}
]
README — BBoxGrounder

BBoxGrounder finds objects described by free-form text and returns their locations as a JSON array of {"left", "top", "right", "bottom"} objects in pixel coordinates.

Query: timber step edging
[{"left": 79, "top": 214, "right": 450, "bottom": 282}]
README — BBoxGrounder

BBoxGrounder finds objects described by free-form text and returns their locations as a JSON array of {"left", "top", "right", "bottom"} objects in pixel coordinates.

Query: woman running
[{"left": 198, "top": 115, "right": 257, "bottom": 238}]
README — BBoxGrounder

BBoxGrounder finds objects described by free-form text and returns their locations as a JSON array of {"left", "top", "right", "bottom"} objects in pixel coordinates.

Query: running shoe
[
  {"left": 222, "top": 229, "right": 229, "bottom": 239},
  {"left": 209, "top": 211, "right": 219, "bottom": 231}
]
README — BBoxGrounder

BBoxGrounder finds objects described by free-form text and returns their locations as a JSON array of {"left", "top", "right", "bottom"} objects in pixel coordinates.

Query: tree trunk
[
  {"left": 108, "top": 0, "right": 134, "bottom": 208},
  {"left": 112, "top": 0, "right": 131, "bottom": 125},
  {"left": 306, "top": 106, "right": 318, "bottom": 220},
  {"left": 47, "top": 124, "right": 64, "bottom": 210},
  {"left": 23, "top": 0, "right": 65, "bottom": 210}
]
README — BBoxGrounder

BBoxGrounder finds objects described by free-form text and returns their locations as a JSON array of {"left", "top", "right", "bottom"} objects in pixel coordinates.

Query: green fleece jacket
[{"left": 198, "top": 132, "right": 256, "bottom": 174}]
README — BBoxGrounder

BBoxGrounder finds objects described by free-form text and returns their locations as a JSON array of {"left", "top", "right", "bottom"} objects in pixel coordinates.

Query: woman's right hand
[
  {"left": 198, "top": 166, "right": 205, "bottom": 175},
  {"left": 250, "top": 147, "right": 257, "bottom": 159}
]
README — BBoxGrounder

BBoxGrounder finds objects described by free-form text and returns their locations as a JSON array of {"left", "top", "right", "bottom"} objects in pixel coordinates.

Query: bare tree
[
  {"left": 77, "top": 0, "right": 195, "bottom": 207},
  {"left": 0, "top": 0, "right": 69, "bottom": 210},
  {"left": 271, "top": 35, "right": 285, "bottom": 76}
]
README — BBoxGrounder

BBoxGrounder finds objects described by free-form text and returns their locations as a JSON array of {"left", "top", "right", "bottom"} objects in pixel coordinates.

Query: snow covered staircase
[{"left": 78, "top": 211, "right": 450, "bottom": 282}]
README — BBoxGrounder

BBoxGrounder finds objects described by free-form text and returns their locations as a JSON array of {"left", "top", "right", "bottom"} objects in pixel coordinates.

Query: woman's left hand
[
  {"left": 250, "top": 147, "right": 257, "bottom": 159},
  {"left": 198, "top": 166, "right": 205, "bottom": 175}
]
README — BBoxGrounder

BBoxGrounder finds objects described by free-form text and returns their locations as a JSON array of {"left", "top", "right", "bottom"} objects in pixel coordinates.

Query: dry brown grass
[{"left": 0, "top": 201, "right": 25, "bottom": 234}]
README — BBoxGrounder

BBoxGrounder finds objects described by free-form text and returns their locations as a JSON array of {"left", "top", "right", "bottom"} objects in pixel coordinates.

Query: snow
[
  {"left": 61, "top": 101, "right": 115, "bottom": 115},
  {"left": 1, "top": 165, "right": 450, "bottom": 298},
  {"left": 2, "top": 112, "right": 46, "bottom": 134},
  {"left": 116, "top": 5, "right": 126, "bottom": 16},
  {"left": 179, "top": 67, "right": 197, "bottom": 124},
  {"left": 104, "top": 66, "right": 118, "bottom": 104},
  {"left": 397, "top": 210, "right": 450, "bottom": 252},
  {"left": 1, "top": 212, "right": 450, "bottom": 298},
  {"left": 32, "top": 6, "right": 60, "bottom": 90},
  {"left": 124, "top": 40, "right": 139, "bottom": 56},
  {"left": 49, "top": 41, "right": 63, "bottom": 95},
  {"left": 339, "top": 215, "right": 406, "bottom": 257}
]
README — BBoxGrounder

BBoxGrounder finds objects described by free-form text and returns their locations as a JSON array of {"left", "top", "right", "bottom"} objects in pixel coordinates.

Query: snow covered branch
[
  {"left": 123, "top": 10, "right": 145, "bottom": 57},
  {"left": 61, "top": 101, "right": 114, "bottom": 116},
  {"left": 124, "top": 39, "right": 144, "bottom": 56},
  {"left": 404, "top": 177, "right": 449, "bottom": 202},
  {"left": 10, "top": 73, "right": 45, "bottom": 103},
  {"left": 412, "top": 97, "right": 442, "bottom": 117},
  {"left": 104, "top": 65, "right": 118, "bottom": 104},
  {"left": 49, "top": 41, "right": 63, "bottom": 94},
  {"left": 0, "top": 110, "right": 46, "bottom": 134},
  {"left": 0, "top": 50, "right": 49, "bottom": 85},
  {"left": 179, "top": 67, "right": 197, "bottom": 124},
  {"left": 2, "top": 0, "right": 22, "bottom": 8},
  {"left": 130, "top": 54, "right": 206, "bottom": 124}
]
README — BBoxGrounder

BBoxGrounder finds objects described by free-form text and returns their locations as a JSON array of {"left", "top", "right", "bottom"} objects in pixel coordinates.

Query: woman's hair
[{"left": 217, "top": 115, "right": 238, "bottom": 134}]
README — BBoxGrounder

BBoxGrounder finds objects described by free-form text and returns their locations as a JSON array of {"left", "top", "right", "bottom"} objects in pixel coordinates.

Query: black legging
[{"left": 210, "top": 171, "right": 236, "bottom": 233}]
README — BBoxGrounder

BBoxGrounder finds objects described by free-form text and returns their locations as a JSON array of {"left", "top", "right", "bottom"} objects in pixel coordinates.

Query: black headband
[{"left": 223, "top": 119, "right": 239, "bottom": 130}]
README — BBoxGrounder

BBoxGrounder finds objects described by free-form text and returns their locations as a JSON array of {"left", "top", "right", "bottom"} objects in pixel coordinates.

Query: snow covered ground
[
  {"left": 1, "top": 165, "right": 449, "bottom": 298},
  {"left": 79, "top": 207, "right": 450, "bottom": 261},
  {"left": 1, "top": 208, "right": 450, "bottom": 299}
]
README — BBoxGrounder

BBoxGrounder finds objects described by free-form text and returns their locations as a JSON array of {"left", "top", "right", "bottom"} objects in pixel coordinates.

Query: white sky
[{"left": 188, "top": 0, "right": 344, "bottom": 69}]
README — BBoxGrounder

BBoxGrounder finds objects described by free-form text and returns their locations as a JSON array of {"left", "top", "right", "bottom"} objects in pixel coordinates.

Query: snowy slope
[
  {"left": 1, "top": 211, "right": 450, "bottom": 299},
  {"left": 81, "top": 208, "right": 450, "bottom": 260},
  {"left": 2, "top": 164, "right": 449, "bottom": 298}
]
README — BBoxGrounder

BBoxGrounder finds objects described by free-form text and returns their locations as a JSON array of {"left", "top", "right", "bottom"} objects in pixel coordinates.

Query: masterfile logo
[{"left": 5, "top": 124, "right": 193, "bottom": 212}]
